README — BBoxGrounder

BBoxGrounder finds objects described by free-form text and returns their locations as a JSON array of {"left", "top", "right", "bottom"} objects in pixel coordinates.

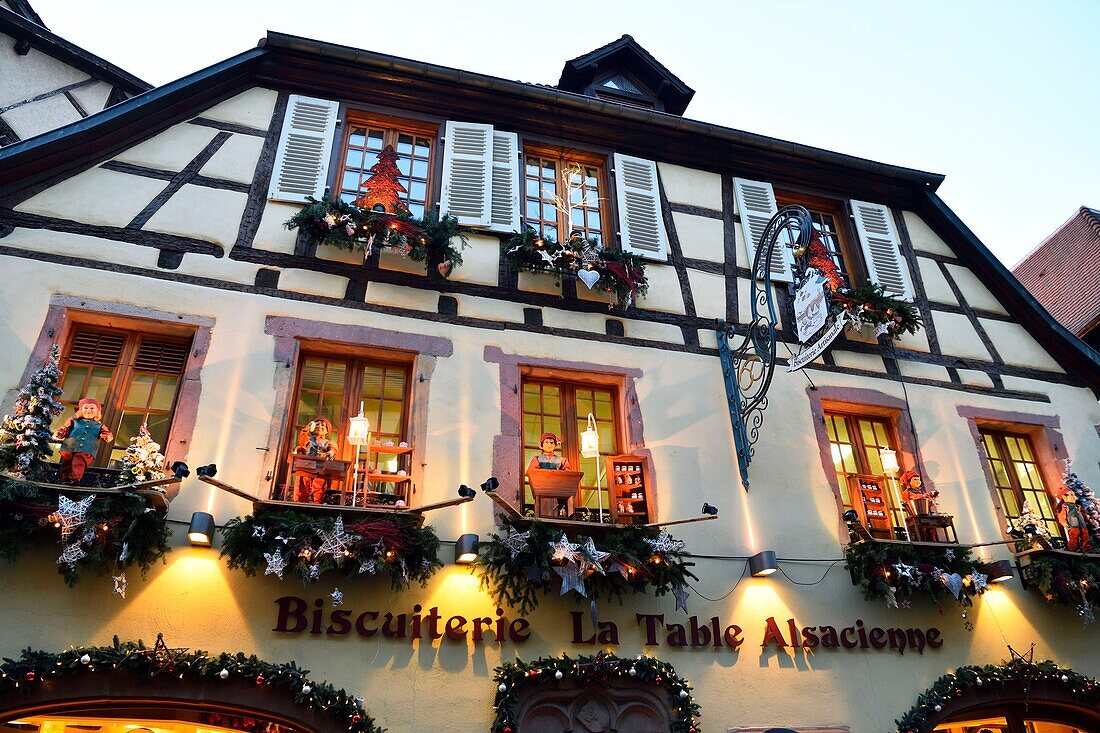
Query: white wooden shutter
[
  {"left": 733, "top": 177, "right": 792, "bottom": 282},
  {"left": 440, "top": 121, "right": 493, "bottom": 226},
  {"left": 486, "top": 130, "right": 520, "bottom": 233},
  {"left": 850, "top": 199, "right": 914, "bottom": 300},
  {"left": 268, "top": 95, "right": 339, "bottom": 203},
  {"left": 613, "top": 153, "right": 668, "bottom": 261}
]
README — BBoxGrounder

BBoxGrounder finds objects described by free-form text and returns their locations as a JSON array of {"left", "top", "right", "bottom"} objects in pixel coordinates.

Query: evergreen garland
[
  {"left": 491, "top": 652, "right": 701, "bottom": 733},
  {"left": 502, "top": 228, "right": 649, "bottom": 310},
  {"left": 476, "top": 516, "right": 696, "bottom": 615},
  {"left": 0, "top": 475, "right": 171, "bottom": 585},
  {"left": 895, "top": 655, "right": 1099, "bottom": 733},
  {"left": 1023, "top": 552, "right": 1100, "bottom": 606},
  {"left": 0, "top": 344, "right": 64, "bottom": 474},
  {"left": 220, "top": 510, "right": 442, "bottom": 590},
  {"left": 844, "top": 541, "right": 985, "bottom": 606},
  {"left": 832, "top": 281, "right": 923, "bottom": 338},
  {"left": 284, "top": 197, "right": 468, "bottom": 278},
  {"left": 0, "top": 636, "right": 382, "bottom": 733}
]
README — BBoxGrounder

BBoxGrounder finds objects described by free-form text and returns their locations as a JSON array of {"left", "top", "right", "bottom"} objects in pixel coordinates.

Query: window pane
[
  {"left": 414, "top": 138, "right": 430, "bottom": 157},
  {"left": 383, "top": 370, "right": 406, "bottom": 400},
  {"left": 542, "top": 202, "right": 557, "bottom": 221},
  {"left": 541, "top": 386, "right": 560, "bottom": 414},
  {"left": 366, "top": 130, "right": 384, "bottom": 149},
  {"left": 833, "top": 415, "right": 850, "bottom": 443},
  {"left": 345, "top": 148, "right": 363, "bottom": 169},
  {"left": 125, "top": 373, "right": 154, "bottom": 408},
  {"left": 999, "top": 488, "right": 1020, "bottom": 518},
  {"left": 409, "top": 180, "right": 427, "bottom": 201},
  {"left": 324, "top": 362, "right": 346, "bottom": 391},
  {"left": 150, "top": 376, "right": 179, "bottom": 411},
  {"left": 411, "top": 159, "right": 428, "bottom": 179},
  {"left": 379, "top": 401, "right": 402, "bottom": 434},
  {"left": 396, "top": 134, "right": 413, "bottom": 155},
  {"left": 301, "top": 360, "right": 325, "bottom": 392},
  {"left": 85, "top": 368, "right": 113, "bottom": 404},
  {"left": 524, "top": 415, "right": 542, "bottom": 444},
  {"left": 544, "top": 417, "right": 561, "bottom": 440},
  {"left": 59, "top": 365, "right": 89, "bottom": 403},
  {"left": 297, "top": 391, "right": 319, "bottom": 421},
  {"left": 320, "top": 393, "right": 343, "bottom": 424},
  {"left": 989, "top": 458, "right": 1011, "bottom": 488},
  {"left": 523, "top": 386, "right": 540, "bottom": 413},
  {"left": 586, "top": 210, "right": 601, "bottom": 230},
  {"left": 348, "top": 130, "right": 366, "bottom": 148},
  {"left": 362, "top": 366, "right": 384, "bottom": 398}
]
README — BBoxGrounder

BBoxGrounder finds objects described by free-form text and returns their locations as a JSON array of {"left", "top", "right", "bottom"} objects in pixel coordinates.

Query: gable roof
[
  {"left": 0, "top": 6, "right": 150, "bottom": 96},
  {"left": 0, "top": 30, "right": 1096, "bottom": 389},
  {"left": 557, "top": 34, "right": 694, "bottom": 115},
  {"left": 3, "top": 0, "right": 45, "bottom": 26},
  {"left": 1012, "top": 206, "right": 1100, "bottom": 336}
]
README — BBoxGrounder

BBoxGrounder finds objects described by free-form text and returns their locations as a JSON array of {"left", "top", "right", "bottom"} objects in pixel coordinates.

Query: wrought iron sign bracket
[{"left": 716, "top": 205, "right": 813, "bottom": 490}]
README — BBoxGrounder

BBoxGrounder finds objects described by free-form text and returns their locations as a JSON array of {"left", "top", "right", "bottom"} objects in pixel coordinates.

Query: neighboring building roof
[
  {"left": 0, "top": 30, "right": 1096, "bottom": 387},
  {"left": 557, "top": 34, "right": 695, "bottom": 115},
  {"left": 1013, "top": 206, "right": 1100, "bottom": 337},
  {"left": 0, "top": 6, "right": 151, "bottom": 97}
]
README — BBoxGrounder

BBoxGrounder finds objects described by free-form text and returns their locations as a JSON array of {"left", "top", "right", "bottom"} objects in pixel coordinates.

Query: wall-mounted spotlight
[
  {"left": 196, "top": 464, "right": 218, "bottom": 478},
  {"left": 843, "top": 509, "right": 859, "bottom": 523},
  {"left": 749, "top": 550, "right": 778, "bottom": 577},
  {"left": 980, "top": 560, "right": 1014, "bottom": 583},
  {"left": 701, "top": 503, "right": 719, "bottom": 516},
  {"left": 457, "top": 485, "right": 476, "bottom": 499},
  {"left": 188, "top": 512, "right": 216, "bottom": 547},
  {"left": 454, "top": 534, "right": 479, "bottom": 565},
  {"left": 480, "top": 477, "right": 499, "bottom": 493},
  {"left": 170, "top": 461, "right": 190, "bottom": 479}
]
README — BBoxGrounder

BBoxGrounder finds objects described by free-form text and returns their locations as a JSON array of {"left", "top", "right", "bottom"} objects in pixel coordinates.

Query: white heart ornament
[
  {"left": 437, "top": 260, "right": 453, "bottom": 277},
  {"left": 577, "top": 269, "right": 600, "bottom": 289},
  {"left": 941, "top": 572, "right": 963, "bottom": 599}
]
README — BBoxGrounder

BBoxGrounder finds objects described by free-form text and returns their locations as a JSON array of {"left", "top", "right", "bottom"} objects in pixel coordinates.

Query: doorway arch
[{"left": 0, "top": 639, "right": 378, "bottom": 733}]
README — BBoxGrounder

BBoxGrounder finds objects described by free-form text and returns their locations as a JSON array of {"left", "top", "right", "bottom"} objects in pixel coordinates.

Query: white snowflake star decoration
[
  {"left": 873, "top": 321, "right": 892, "bottom": 338},
  {"left": 264, "top": 552, "right": 286, "bottom": 580},
  {"left": 894, "top": 562, "right": 916, "bottom": 582},
  {"left": 885, "top": 586, "right": 898, "bottom": 609},
  {"left": 330, "top": 587, "right": 344, "bottom": 607},
  {"left": 316, "top": 517, "right": 353, "bottom": 563},
  {"left": 971, "top": 571, "right": 989, "bottom": 593},
  {"left": 548, "top": 534, "right": 581, "bottom": 564},
  {"left": 358, "top": 558, "right": 378, "bottom": 575},
  {"left": 554, "top": 563, "right": 586, "bottom": 596},
  {"left": 580, "top": 537, "right": 611, "bottom": 564},
  {"left": 944, "top": 549, "right": 955, "bottom": 561},
  {"left": 644, "top": 532, "right": 685, "bottom": 555},
  {"left": 52, "top": 495, "right": 96, "bottom": 541},
  {"left": 1078, "top": 601, "right": 1095, "bottom": 629},
  {"left": 57, "top": 541, "right": 86, "bottom": 568},
  {"left": 112, "top": 572, "right": 127, "bottom": 598},
  {"left": 500, "top": 529, "right": 532, "bottom": 559},
  {"left": 252, "top": 524, "right": 266, "bottom": 539},
  {"left": 308, "top": 563, "right": 321, "bottom": 580}
]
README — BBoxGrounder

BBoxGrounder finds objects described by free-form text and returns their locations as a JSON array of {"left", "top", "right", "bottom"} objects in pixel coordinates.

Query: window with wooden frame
[
  {"left": 54, "top": 326, "right": 191, "bottom": 466},
  {"left": 776, "top": 191, "right": 866, "bottom": 288},
  {"left": 336, "top": 114, "right": 437, "bottom": 219},
  {"left": 523, "top": 146, "right": 609, "bottom": 245},
  {"left": 978, "top": 428, "right": 1062, "bottom": 539},
  {"left": 277, "top": 352, "right": 412, "bottom": 503},
  {"left": 825, "top": 410, "right": 904, "bottom": 533},
  {"left": 521, "top": 377, "right": 620, "bottom": 519}
]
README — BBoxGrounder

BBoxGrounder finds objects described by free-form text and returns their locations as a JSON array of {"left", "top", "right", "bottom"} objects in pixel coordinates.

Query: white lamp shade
[
  {"left": 580, "top": 414, "right": 600, "bottom": 459},
  {"left": 879, "top": 448, "right": 900, "bottom": 476},
  {"left": 347, "top": 414, "right": 371, "bottom": 446}
]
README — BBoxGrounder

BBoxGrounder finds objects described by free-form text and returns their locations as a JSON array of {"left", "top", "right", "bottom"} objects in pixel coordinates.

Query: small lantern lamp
[
  {"left": 579, "top": 413, "right": 604, "bottom": 522},
  {"left": 347, "top": 404, "right": 371, "bottom": 506},
  {"left": 188, "top": 512, "right": 215, "bottom": 547},
  {"left": 455, "top": 534, "right": 479, "bottom": 565},
  {"left": 879, "top": 448, "right": 900, "bottom": 476}
]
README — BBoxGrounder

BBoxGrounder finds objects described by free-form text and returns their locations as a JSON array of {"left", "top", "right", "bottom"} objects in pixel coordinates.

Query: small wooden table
[
  {"left": 289, "top": 455, "right": 351, "bottom": 505},
  {"left": 905, "top": 513, "right": 958, "bottom": 544}
]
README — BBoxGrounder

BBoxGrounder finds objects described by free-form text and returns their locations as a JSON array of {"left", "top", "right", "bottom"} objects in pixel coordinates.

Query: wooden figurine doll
[
  {"left": 900, "top": 469, "right": 939, "bottom": 516},
  {"left": 527, "top": 432, "right": 570, "bottom": 473},
  {"left": 295, "top": 417, "right": 338, "bottom": 503},
  {"left": 1057, "top": 488, "right": 1092, "bottom": 552},
  {"left": 54, "top": 397, "right": 114, "bottom": 483}
]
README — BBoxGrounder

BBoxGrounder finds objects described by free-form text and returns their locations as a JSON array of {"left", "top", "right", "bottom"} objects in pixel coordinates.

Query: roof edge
[
  {"left": 923, "top": 191, "right": 1100, "bottom": 389},
  {"left": 0, "top": 6, "right": 151, "bottom": 94},
  {"left": 262, "top": 31, "right": 944, "bottom": 190}
]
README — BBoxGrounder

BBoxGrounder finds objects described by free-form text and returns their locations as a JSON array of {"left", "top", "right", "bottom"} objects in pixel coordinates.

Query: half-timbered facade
[{"left": 0, "top": 31, "right": 1098, "bottom": 733}]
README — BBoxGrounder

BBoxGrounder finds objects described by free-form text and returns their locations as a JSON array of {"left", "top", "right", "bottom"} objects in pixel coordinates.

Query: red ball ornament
[
  {"left": 503, "top": 728, "right": 513, "bottom": 733},
  {"left": 24, "top": 671, "right": 35, "bottom": 682},
  {"left": 654, "top": 676, "right": 662, "bottom": 684},
  {"left": 255, "top": 674, "right": 265, "bottom": 685},
  {"left": 351, "top": 714, "right": 362, "bottom": 724}
]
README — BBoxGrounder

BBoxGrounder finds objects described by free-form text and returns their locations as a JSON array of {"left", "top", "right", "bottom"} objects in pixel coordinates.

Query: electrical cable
[
  {"left": 776, "top": 559, "right": 843, "bottom": 586},
  {"left": 687, "top": 560, "right": 748, "bottom": 602}
]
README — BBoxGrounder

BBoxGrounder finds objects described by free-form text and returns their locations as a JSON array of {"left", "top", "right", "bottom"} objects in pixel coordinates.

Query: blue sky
[{"left": 33, "top": 0, "right": 1098, "bottom": 266}]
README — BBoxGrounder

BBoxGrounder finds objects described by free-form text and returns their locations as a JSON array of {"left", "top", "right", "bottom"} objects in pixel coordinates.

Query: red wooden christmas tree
[
  {"left": 354, "top": 145, "right": 408, "bottom": 214},
  {"left": 806, "top": 231, "right": 844, "bottom": 291}
]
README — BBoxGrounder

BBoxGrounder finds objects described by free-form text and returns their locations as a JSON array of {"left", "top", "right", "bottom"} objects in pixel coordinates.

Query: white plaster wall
[
  {"left": 637, "top": 264, "right": 686, "bottom": 314},
  {"left": 916, "top": 256, "right": 957, "bottom": 305},
  {"left": 253, "top": 202, "right": 300, "bottom": 254},
  {"left": 68, "top": 80, "right": 112, "bottom": 114},
  {"left": 686, "top": 269, "right": 726, "bottom": 320},
  {"left": 981, "top": 319, "right": 1067, "bottom": 372},
  {"left": 946, "top": 263, "right": 1011, "bottom": 315},
  {"left": 902, "top": 210, "right": 956, "bottom": 257},
  {"left": 0, "top": 32, "right": 89, "bottom": 107},
  {"left": 2, "top": 93, "right": 81, "bottom": 138},
  {"left": 448, "top": 234, "right": 499, "bottom": 286},
  {"left": 144, "top": 184, "right": 248, "bottom": 247},
  {"left": 113, "top": 124, "right": 220, "bottom": 171},
  {"left": 672, "top": 211, "right": 723, "bottom": 262},
  {"left": 199, "top": 133, "right": 265, "bottom": 183},
  {"left": 656, "top": 162, "right": 722, "bottom": 210},
  {"left": 198, "top": 87, "right": 279, "bottom": 129},
  {"left": 16, "top": 166, "right": 168, "bottom": 226},
  {"left": 932, "top": 311, "right": 992, "bottom": 361}
]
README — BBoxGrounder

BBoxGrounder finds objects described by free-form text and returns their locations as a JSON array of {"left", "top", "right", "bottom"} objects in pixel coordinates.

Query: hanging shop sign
[
  {"left": 273, "top": 597, "right": 943, "bottom": 656},
  {"left": 793, "top": 275, "right": 828, "bottom": 344},
  {"left": 786, "top": 312, "right": 853, "bottom": 372}
]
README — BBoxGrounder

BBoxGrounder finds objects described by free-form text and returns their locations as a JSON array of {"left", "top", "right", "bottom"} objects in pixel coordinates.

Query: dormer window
[{"left": 593, "top": 72, "right": 655, "bottom": 110}]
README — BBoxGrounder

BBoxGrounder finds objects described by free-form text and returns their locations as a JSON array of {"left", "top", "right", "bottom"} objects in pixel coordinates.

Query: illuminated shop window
[
  {"left": 979, "top": 428, "right": 1062, "bottom": 539},
  {"left": 55, "top": 326, "right": 189, "bottom": 466}
]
